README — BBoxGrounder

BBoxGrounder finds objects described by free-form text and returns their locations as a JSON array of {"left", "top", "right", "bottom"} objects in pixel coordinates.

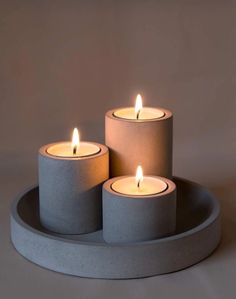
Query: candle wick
[
  {"left": 137, "top": 180, "right": 141, "bottom": 189},
  {"left": 73, "top": 146, "right": 77, "bottom": 155},
  {"left": 136, "top": 110, "right": 141, "bottom": 120}
]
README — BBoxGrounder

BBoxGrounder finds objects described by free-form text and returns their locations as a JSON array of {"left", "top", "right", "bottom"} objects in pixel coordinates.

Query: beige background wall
[{"left": 1, "top": 0, "right": 235, "bottom": 186}]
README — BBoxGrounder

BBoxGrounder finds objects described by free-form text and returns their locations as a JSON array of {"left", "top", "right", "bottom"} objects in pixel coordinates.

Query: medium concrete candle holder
[
  {"left": 103, "top": 176, "right": 176, "bottom": 243},
  {"left": 10, "top": 177, "right": 221, "bottom": 279},
  {"left": 38, "top": 142, "right": 109, "bottom": 235},
  {"left": 105, "top": 108, "right": 173, "bottom": 178}
]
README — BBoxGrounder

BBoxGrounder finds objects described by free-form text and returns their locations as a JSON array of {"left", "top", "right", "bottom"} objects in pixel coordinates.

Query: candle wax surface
[
  {"left": 111, "top": 176, "right": 168, "bottom": 196},
  {"left": 113, "top": 107, "right": 165, "bottom": 120},
  {"left": 46, "top": 142, "right": 100, "bottom": 158}
]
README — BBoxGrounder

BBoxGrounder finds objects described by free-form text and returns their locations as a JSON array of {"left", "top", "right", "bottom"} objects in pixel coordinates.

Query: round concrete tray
[{"left": 10, "top": 177, "right": 221, "bottom": 279}]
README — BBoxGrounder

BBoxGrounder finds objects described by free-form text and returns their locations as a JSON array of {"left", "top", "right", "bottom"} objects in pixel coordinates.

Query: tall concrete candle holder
[
  {"left": 103, "top": 176, "right": 176, "bottom": 243},
  {"left": 38, "top": 142, "right": 109, "bottom": 235},
  {"left": 105, "top": 108, "right": 173, "bottom": 178}
]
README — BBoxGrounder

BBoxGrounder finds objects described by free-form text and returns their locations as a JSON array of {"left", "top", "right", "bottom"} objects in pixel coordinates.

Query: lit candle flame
[
  {"left": 135, "top": 94, "right": 143, "bottom": 120},
  {"left": 136, "top": 165, "right": 143, "bottom": 189},
  {"left": 72, "top": 128, "right": 80, "bottom": 155}
]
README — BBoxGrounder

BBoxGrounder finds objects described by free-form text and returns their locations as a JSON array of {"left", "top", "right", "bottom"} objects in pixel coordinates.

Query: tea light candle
[
  {"left": 113, "top": 94, "right": 165, "bottom": 120},
  {"left": 46, "top": 128, "right": 101, "bottom": 158},
  {"left": 111, "top": 166, "right": 167, "bottom": 196},
  {"left": 105, "top": 94, "right": 173, "bottom": 178},
  {"left": 103, "top": 166, "right": 176, "bottom": 243},
  {"left": 39, "top": 128, "right": 109, "bottom": 235}
]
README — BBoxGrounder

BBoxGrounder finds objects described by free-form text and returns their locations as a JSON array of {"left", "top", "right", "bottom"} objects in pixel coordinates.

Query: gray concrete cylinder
[
  {"left": 105, "top": 108, "right": 173, "bottom": 178},
  {"left": 39, "top": 142, "right": 109, "bottom": 234},
  {"left": 103, "top": 176, "right": 176, "bottom": 243}
]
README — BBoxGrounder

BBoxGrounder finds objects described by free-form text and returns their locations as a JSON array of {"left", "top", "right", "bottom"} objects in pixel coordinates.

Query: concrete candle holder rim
[
  {"left": 105, "top": 175, "right": 175, "bottom": 199},
  {"left": 39, "top": 142, "right": 108, "bottom": 161},
  {"left": 107, "top": 107, "right": 172, "bottom": 123}
]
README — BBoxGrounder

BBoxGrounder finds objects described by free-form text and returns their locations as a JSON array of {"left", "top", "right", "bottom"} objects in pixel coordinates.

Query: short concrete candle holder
[
  {"left": 103, "top": 176, "right": 176, "bottom": 243},
  {"left": 38, "top": 142, "right": 109, "bottom": 235},
  {"left": 105, "top": 107, "right": 173, "bottom": 178}
]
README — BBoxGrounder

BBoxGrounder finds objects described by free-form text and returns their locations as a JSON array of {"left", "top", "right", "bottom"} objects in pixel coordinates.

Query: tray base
[{"left": 10, "top": 177, "right": 221, "bottom": 279}]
